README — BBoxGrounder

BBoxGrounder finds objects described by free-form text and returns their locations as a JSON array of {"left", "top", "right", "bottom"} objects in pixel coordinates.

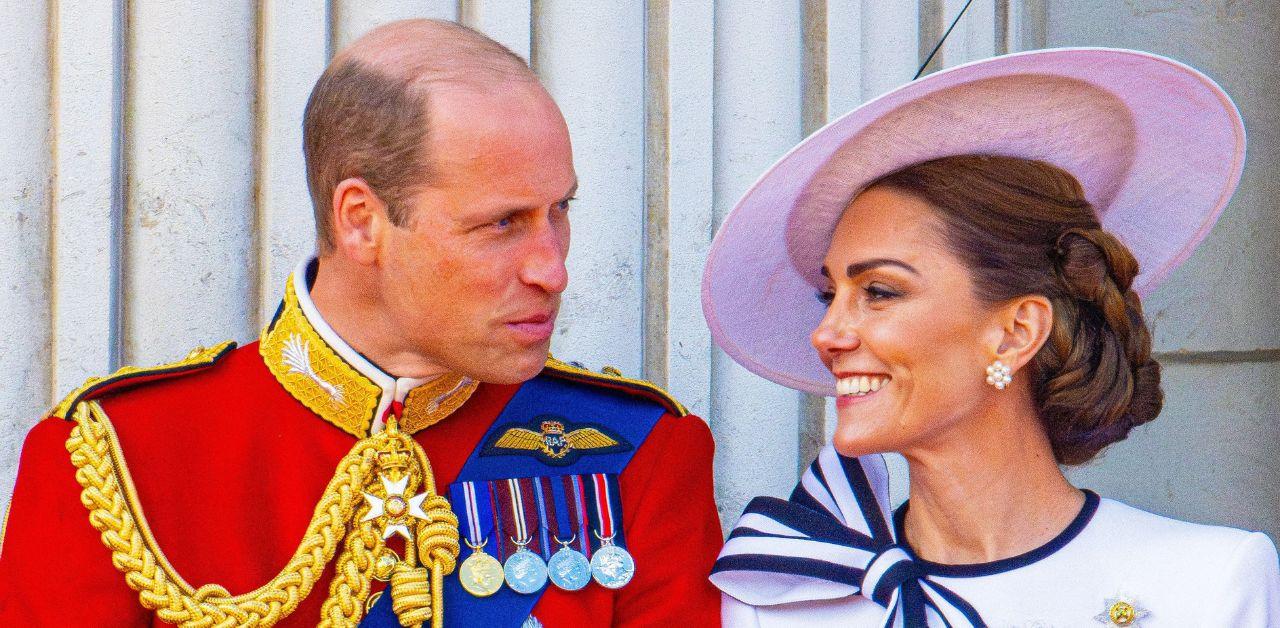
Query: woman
[{"left": 703, "top": 49, "right": 1279, "bottom": 626}]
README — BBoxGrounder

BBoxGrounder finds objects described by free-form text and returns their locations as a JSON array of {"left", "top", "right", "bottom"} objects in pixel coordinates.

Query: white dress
[{"left": 712, "top": 447, "right": 1280, "bottom": 627}]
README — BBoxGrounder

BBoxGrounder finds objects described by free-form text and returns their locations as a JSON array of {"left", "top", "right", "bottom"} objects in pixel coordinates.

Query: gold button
[{"left": 373, "top": 547, "right": 400, "bottom": 582}]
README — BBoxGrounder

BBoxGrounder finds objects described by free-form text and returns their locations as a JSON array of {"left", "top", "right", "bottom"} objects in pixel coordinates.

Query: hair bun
[{"left": 1053, "top": 228, "right": 1140, "bottom": 296}]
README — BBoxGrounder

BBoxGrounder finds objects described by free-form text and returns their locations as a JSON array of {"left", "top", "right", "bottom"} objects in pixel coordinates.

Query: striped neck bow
[{"left": 710, "top": 446, "right": 986, "bottom": 627}]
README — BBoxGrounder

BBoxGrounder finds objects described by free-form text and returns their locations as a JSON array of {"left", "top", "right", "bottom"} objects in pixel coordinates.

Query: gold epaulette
[
  {"left": 49, "top": 341, "right": 237, "bottom": 420},
  {"left": 542, "top": 356, "right": 689, "bottom": 417}
]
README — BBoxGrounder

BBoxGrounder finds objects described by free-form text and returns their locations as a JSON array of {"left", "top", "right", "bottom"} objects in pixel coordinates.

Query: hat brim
[{"left": 702, "top": 48, "right": 1245, "bottom": 397}]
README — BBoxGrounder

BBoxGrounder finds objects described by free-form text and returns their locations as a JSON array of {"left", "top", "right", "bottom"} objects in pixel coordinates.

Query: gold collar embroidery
[{"left": 260, "top": 273, "right": 478, "bottom": 437}]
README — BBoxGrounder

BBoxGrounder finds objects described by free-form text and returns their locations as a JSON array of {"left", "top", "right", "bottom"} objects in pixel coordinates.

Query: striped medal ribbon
[
  {"left": 457, "top": 481, "right": 504, "bottom": 597},
  {"left": 588, "top": 473, "right": 635, "bottom": 589},
  {"left": 502, "top": 478, "right": 549, "bottom": 594},
  {"left": 545, "top": 477, "right": 592, "bottom": 591}
]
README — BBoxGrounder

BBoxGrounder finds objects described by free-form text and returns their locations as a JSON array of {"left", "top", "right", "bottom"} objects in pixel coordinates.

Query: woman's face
[{"left": 812, "top": 185, "right": 1006, "bottom": 458}]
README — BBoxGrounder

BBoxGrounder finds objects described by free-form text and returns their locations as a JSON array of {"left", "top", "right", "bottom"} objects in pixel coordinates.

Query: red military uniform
[{"left": 0, "top": 261, "right": 722, "bottom": 626}]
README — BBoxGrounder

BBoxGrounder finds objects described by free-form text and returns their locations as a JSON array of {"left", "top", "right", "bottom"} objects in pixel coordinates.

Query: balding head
[{"left": 303, "top": 19, "right": 540, "bottom": 252}]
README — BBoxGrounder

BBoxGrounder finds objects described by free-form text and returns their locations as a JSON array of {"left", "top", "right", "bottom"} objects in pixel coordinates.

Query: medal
[
  {"left": 547, "top": 536, "right": 592, "bottom": 591},
  {"left": 460, "top": 539, "right": 504, "bottom": 597},
  {"left": 587, "top": 473, "right": 635, "bottom": 589},
  {"left": 590, "top": 534, "right": 635, "bottom": 589},
  {"left": 503, "top": 538, "right": 549, "bottom": 594},
  {"left": 546, "top": 476, "right": 593, "bottom": 591},
  {"left": 501, "top": 479, "right": 548, "bottom": 594},
  {"left": 455, "top": 481, "right": 504, "bottom": 597}
]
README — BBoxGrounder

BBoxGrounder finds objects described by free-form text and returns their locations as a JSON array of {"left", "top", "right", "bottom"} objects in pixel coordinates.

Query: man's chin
[{"left": 460, "top": 347, "right": 549, "bottom": 385}]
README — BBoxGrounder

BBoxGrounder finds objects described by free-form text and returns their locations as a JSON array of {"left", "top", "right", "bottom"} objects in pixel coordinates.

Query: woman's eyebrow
[{"left": 846, "top": 258, "right": 920, "bottom": 277}]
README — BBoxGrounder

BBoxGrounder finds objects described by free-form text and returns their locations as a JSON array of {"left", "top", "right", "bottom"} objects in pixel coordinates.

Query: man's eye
[
  {"left": 557, "top": 197, "right": 576, "bottom": 212},
  {"left": 495, "top": 217, "right": 512, "bottom": 228},
  {"left": 815, "top": 290, "right": 835, "bottom": 305}
]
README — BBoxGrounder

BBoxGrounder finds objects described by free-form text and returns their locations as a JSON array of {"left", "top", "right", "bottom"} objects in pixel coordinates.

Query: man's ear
[
  {"left": 992, "top": 294, "right": 1054, "bottom": 373},
  {"left": 329, "top": 177, "right": 389, "bottom": 265}
]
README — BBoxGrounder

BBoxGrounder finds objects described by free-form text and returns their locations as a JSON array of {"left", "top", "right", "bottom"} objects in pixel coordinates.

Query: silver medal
[
  {"left": 503, "top": 542, "right": 549, "bottom": 594},
  {"left": 590, "top": 542, "right": 635, "bottom": 589},
  {"left": 547, "top": 544, "right": 592, "bottom": 591}
]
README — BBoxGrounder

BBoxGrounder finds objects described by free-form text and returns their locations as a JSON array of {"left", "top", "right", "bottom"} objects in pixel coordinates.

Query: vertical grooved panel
[
  {"left": 52, "top": 0, "right": 124, "bottom": 398},
  {"left": 642, "top": 0, "right": 670, "bottom": 386},
  {"left": 0, "top": 0, "right": 53, "bottom": 504},
  {"left": 664, "top": 1, "right": 715, "bottom": 418},
  {"left": 862, "top": 1, "right": 920, "bottom": 100},
  {"left": 796, "top": 0, "right": 828, "bottom": 475},
  {"left": 462, "top": 0, "right": 533, "bottom": 62},
  {"left": 1007, "top": 0, "right": 1047, "bottom": 52},
  {"left": 123, "top": 1, "right": 256, "bottom": 364},
  {"left": 942, "top": 0, "right": 997, "bottom": 67},
  {"left": 538, "top": 1, "right": 646, "bottom": 376},
  {"left": 258, "top": 3, "right": 329, "bottom": 323},
  {"left": 332, "top": 0, "right": 460, "bottom": 51},
  {"left": 712, "top": 0, "right": 804, "bottom": 527}
]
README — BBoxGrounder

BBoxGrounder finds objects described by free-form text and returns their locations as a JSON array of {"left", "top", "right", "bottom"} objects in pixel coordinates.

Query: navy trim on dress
[{"left": 891, "top": 489, "right": 1100, "bottom": 578}]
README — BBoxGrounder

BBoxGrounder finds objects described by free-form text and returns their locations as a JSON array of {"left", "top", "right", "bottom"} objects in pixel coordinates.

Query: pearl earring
[{"left": 985, "top": 360, "right": 1012, "bottom": 390}]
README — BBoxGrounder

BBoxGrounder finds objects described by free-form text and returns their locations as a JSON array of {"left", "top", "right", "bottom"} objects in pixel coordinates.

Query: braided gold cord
[
  {"left": 390, "top": 564, "right": 432, "bottom": 626},
  {"left": 64, "top": 401, "right": 457, "bottom": 627}
]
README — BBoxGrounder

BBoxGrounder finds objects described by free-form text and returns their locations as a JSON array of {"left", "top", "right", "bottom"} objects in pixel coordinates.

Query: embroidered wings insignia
[
  {"left": 483, "top": 416, "right": 631, "bottom": 466},
  {"left": 493, "top": 428, "right": 547, "bottom": 451}
]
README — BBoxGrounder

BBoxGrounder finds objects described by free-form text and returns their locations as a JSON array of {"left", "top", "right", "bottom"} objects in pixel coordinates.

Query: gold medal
[{"left": 460, "top": 538, "right": 505, "bottom": 597}]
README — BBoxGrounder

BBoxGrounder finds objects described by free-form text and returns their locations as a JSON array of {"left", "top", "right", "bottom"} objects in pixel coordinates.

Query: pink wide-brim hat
[{"left": 702, "top": 48, "right": 1245, "bottom": 398}]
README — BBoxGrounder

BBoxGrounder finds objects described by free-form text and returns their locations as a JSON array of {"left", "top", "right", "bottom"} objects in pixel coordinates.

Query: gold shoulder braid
[
  {"left": 50, "top": 342, "right": 237, "bottom": 421},
  {"left": 65, "top": 401, "right": 459, "bottom": 627}
]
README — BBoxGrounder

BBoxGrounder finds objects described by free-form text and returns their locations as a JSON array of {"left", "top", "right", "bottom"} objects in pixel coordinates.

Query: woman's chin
[{"left": 830, "top": 426, "right": 892, "bottom": 459}]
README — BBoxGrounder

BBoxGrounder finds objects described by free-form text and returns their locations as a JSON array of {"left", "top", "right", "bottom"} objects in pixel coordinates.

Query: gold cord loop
[{"left": 65, "top": 401, "right": 458, "bottom": 627}]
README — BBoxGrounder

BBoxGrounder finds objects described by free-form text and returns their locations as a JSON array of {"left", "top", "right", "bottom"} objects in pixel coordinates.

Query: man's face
[{"left": 379, "top": 82, "right": 576, "bottom": 384}]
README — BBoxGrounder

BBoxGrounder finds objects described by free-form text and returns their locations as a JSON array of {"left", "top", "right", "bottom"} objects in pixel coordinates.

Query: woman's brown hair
[{"left": 872, "top": 155, "right": 1162, "bottom": 465}]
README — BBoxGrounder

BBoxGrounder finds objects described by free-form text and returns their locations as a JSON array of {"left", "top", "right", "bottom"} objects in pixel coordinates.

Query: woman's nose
[{"left": 811, "top": 310, "right": 860, "bottom": 361}]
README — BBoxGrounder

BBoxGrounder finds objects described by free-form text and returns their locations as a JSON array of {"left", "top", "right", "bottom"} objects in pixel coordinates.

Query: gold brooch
[{"left": 1094, "top": 597, "right": 1151, "bottom": 626}]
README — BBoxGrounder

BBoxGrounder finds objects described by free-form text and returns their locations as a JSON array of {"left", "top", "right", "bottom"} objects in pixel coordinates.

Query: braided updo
[{"left": 872, "top": 155, "right": 1163, "bottom": 465}]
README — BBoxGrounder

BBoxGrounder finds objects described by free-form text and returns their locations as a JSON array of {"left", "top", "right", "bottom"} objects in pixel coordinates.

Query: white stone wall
[{"left": 1, "top": 0, "right": 1276, "bottom": 541}]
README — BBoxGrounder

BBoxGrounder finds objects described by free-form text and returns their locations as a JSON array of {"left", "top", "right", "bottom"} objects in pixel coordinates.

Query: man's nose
[{"left": 520, "top": 219, "right": 569, "bottom": 294}]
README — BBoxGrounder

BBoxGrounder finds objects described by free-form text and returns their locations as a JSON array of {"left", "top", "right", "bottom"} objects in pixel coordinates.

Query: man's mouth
[{"left": 506, "top": 311, "right": 556, "bottom": 342}]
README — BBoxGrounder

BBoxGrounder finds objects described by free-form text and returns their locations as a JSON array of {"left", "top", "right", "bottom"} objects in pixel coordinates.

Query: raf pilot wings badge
[{"left": 481, "top": 415, "right": 632, "bottom": 466}]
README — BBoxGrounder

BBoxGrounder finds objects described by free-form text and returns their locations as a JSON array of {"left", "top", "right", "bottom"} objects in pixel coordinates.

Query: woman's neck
[{"left": 899, "top": 401, "right": 1084, "bottom": 566}]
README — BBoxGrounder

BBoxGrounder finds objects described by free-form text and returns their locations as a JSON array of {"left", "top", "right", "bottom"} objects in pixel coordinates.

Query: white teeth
[{"left": 836, "top": 374, "right": 889, "bottom": 396}]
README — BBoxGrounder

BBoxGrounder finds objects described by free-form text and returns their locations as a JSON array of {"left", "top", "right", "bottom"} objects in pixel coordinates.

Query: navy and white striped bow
[{"left": 710, "top": 446, "right": 986, "bottom": 627}]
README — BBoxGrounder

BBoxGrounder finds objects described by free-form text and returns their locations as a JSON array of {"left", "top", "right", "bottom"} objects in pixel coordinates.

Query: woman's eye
[
  {"left": 494, "top": 216, "right": 513, "bottom": 229},
  {"left": 815, "top": 290, "right": 835, "bottom": 305},
  {"left": 865, "top": 284, "right": 900, "bottom": 300},
  {"left": 558, "top": 197, "right": 576, "bottom": 212}
]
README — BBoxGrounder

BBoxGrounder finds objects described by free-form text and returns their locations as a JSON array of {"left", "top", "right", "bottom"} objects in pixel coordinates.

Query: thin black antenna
[{"left": 915, "top": 0, "right": 977, "bottom": 80}]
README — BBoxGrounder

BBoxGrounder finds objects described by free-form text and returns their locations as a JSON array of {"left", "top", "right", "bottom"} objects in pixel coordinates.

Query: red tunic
[{"left": 0, "top": 341, "right": 722, "bottom": 626}]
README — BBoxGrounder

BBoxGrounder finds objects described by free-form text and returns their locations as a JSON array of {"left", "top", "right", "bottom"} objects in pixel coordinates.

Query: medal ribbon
[
  {"left": 548, "top": 476, "right": 577, "bottom": 550},
  {"left": 459, "top": 481, "right": 491, "bottom": 548},
  {"left": 591, "top": 473, "right": 615, "bottom": 540},
  {"left": 570, "top": 475, "right": 592, "bottom": 556},
  {"left": 488, "top": 481, "right": 507, "bottom": 561},
  {"left": 532, "top": 477, "right": 554, "bottom": 560},
  {"left": 500, "top": 478, "right": 542, "bottom": 557}
]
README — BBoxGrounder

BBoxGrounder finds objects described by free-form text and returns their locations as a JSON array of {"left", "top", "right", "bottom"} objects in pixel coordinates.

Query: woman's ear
[{"left": 994, "top": 295, "right": 1054, "bottom": 372}]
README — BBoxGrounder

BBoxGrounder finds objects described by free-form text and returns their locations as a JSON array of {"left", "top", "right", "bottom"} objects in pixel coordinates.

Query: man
[{"left": 0, "top": 19, "right": 722, "bottom": 627}]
